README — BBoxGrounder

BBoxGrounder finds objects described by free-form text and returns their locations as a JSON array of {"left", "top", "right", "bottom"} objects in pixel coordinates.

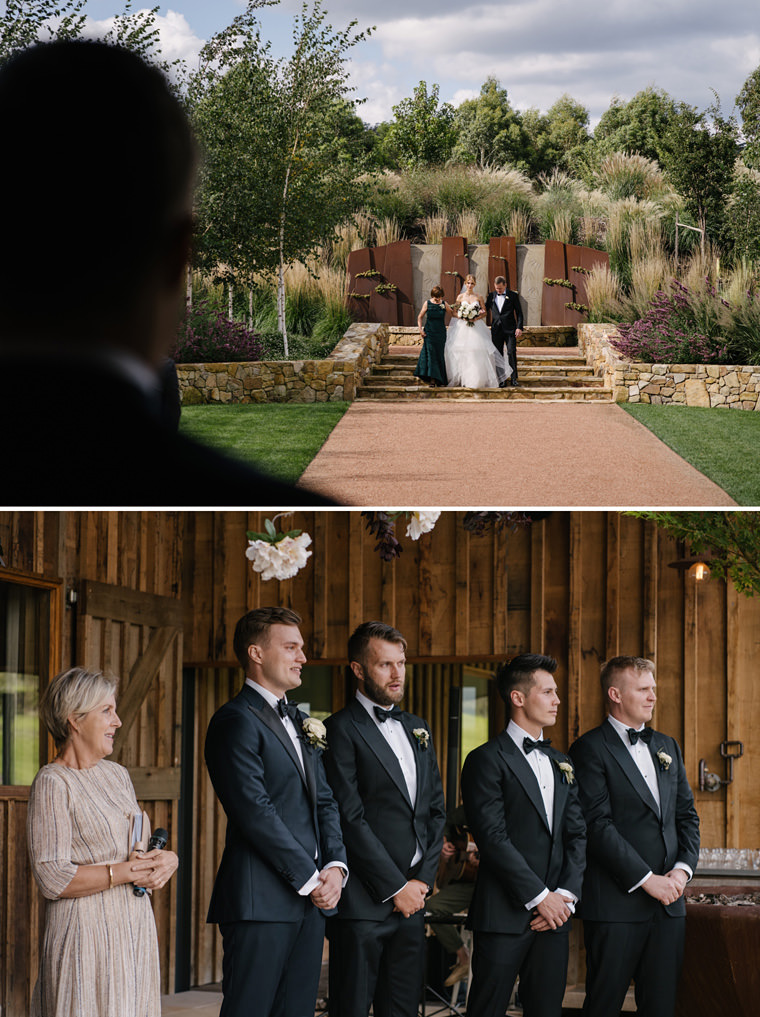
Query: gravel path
[{"left": 297, "top": 402, "right": 736, "bottom": 507}]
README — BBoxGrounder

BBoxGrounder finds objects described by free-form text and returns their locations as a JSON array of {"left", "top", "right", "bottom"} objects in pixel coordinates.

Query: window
[
  {"left": 295, "top": 664, "right": 336, "bottom": 721},
  {"left": 0, "top": 575, "right": 60, "bottom": 786},
  {"left": 461, "top": 667, "right": 491, "bottom": 764}
]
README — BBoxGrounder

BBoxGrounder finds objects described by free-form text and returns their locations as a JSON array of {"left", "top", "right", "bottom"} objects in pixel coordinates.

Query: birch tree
[{"left": 190, "top": 0, "right": 371, "bottom": 355}]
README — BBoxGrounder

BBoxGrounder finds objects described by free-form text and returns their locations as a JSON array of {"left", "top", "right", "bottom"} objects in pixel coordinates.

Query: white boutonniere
[
  {"left": 412, "top": 728, "right": 430, "bottom": 750},
  {"left": 302, "top": 716, "right": 327, "bottom": 751},
  {"left": 656, "top": 749, "right": 672, "bottom": 771},
  {"left": 556, "top": 760, "right": 575, "bottom": 785}
]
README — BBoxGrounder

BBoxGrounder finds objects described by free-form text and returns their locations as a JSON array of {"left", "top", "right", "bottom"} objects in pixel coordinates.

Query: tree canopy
[
  {"left": 381, "top": 81, "right": 456, "bottom": 168},
  {"left": 594, "top": 86, "right": 679, "bottom": 164},
  {"left": 658, "top": 96, "right": 739, "bottom": 243},
  {"left": 451, "top": 77, "right": 528, "bottom": 170}
]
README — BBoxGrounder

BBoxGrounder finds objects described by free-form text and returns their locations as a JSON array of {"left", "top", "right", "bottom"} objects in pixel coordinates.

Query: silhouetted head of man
[{"left": 0, "top": 40, "right": 195, "bottom": 366}]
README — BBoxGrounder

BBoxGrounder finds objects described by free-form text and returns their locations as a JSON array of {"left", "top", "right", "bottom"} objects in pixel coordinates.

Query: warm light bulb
[{"left": 687, "top": 561, "right": 711, "bottom": 582}]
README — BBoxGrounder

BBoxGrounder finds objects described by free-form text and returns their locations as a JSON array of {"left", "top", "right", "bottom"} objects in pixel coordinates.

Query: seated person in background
[
  {"left": 426, "top": 804, "right": 479, "bottom": 987},
  {"left": 0, "top": 40, "right": 330, "bottom": 507}
]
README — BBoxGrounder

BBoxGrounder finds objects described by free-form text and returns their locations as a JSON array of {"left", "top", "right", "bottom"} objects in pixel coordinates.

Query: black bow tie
[
  {"left": 277, "top": 698, "right": 299, "bottom": 722},
  {"left": 523, "top": 737, "right": 551, "bottom": 754},
  {"left": 374, "top": 704, "right": 402, "bottom": 723},
  {"left": 628, "top": 727, "right": 653, "bottom": 745}
]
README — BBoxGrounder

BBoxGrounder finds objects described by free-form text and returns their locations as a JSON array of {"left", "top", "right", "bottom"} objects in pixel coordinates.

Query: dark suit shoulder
[{"left": 324, "top": 704, "right": 355, "bottom": 729}]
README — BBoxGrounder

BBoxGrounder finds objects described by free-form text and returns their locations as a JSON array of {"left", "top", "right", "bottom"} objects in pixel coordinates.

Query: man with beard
[{"left": 323, "top": 621, "right": 446, "bottom": 1017}]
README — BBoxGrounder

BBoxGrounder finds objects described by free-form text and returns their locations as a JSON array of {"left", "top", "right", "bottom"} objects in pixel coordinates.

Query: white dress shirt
[
  {"left": 495, "top": 292, "right": 506, "bottom": 311},
  {"left": 356, "top": 689, "right": 422, "bottom": 898},
  {"left": 247, "top": 679, "right": 347, "bottom": 894},
  {"left": 606, "top": 714, "right": 692, "bottom": 891},
  {"left": 507, "top": 720, "right": 576, "bottom": 912}
]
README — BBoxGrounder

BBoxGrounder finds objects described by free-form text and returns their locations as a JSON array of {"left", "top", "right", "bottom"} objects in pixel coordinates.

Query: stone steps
[
  {"left": 356, "top": 384, "right": 614, "bottom": 401},
  {"left": 362, "top": 372, "right": 606, "bottom": 390},
  {"left": 357, "top": 346, "right": 614, "bottom": 402}
]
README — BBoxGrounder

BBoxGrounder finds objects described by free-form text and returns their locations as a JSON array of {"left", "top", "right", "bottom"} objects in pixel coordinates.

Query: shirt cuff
[
  {"left": 629, "top": 870, "right": 653, "bottom": 893},
  {"left": 525, "top": 887, "right": 549, "bottom": 911},
  {"left": 382, "top": 881, "right": 408, "bottom": 904},
  {"left": 298, "top": 869, "right": 322, "bottom": 896},
  {"left": 323, "top": 860, "right": 349, "bottom": 887},
  {"left": 672, "top": 862, "right": 693, "bottom": 881},
  {"left": 555, "top": 888, "right": 577, "bottom": 913}
]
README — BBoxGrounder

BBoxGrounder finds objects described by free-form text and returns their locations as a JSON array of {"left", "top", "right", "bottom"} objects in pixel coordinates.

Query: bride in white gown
[{"left": 445, "top": 275, "right": 511, "bottom": 388}]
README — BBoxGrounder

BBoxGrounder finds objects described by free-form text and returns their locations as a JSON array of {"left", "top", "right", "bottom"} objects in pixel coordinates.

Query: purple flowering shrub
[
  {"left": 612, "top": 279, "right": 728, "bottom": 364},
  {"left": 171, "top": 299, "right": 264, "bottom": 363}
]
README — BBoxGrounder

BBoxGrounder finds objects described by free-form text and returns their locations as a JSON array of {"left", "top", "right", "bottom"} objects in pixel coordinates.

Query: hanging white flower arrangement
[
  {"left": 406, "top": 511, "right": 441, "bottom": 540},
  {"left": 245, "top": 516, "right": 313, "bottom": 581}
]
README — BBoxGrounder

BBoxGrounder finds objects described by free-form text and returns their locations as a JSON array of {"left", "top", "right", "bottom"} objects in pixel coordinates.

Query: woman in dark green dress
[{"left": 414, "top": 286, "right": 448, "bottom": 386}]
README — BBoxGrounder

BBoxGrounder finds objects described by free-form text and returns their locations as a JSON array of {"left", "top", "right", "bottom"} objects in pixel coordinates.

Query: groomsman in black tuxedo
[
  {"left": 205, "top": 607, "right": 347, "bottom": 1017},
  {"left": 485, "top": 275, "right": 523, "bottom": 387},
  {"left": 569, "top": 656, "right": 700, "bottom": 1017},
  {"left": 461, "top": 653, "right": 586, "bottom": 1017},
  {"left": 323, "top": 621, "right": 446, "bottom": 1017}
]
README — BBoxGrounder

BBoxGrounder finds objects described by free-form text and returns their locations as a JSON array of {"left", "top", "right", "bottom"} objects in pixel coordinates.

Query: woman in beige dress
[{"left": 27, "top": 667, "right": 179, "bottom": 1017}]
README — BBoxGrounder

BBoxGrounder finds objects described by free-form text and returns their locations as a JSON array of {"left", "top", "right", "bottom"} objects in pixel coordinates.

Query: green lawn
[
  {"left": 179, "top": 402, "right": 349, "bottom": 482},
  {"left": 621, "top": 403, "right": 760, "bottom": 505}
]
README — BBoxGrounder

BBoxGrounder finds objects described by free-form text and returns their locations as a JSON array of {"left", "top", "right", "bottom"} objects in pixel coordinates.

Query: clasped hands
[
  {"left": 529, "top": 890, "right": 574, "bottom": 932},
  {"left": 643, "top": 868, "right": 688, "bottom": 906},
  {"left": 128, "top": 844, "right": 179, "bottom": 891},
  {"left": 310, "top": 866, "right": 344, "bottom": 910},
  {"left": 393, "top": 878, "right": 428, "bottom": 918}
]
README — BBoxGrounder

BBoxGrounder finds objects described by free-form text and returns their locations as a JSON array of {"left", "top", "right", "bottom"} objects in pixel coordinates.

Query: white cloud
[
  {"left": 452, "top": 88, "right": 478, "bottom": 106},
  {"left": 347, "top": 58, "right": 406, "bottom": 123},
  {"left": 82, "top": 9, "right": 205, "bottom": 71},
  {"left": 342, "top": 0, "right": 759, "bottom": 123}
]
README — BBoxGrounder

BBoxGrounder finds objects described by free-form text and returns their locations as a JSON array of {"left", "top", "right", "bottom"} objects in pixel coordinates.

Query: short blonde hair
[
  {"left": 40, "top": 667, "right": 120, "bottom": 750},
  {"left": 464, "top": 274, "right": 476, "bottom": 285}
]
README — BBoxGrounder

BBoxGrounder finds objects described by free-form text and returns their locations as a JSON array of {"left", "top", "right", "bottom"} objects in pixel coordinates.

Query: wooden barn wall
[
  {"left": 2, "top": 509, "right": 759, "bottom": 1007},
  {"left": 0, "top": 511, "right": 184, "bottom": 1016},
  {"left": 182, "top": 510, "right": 760, "bottom": 852}
]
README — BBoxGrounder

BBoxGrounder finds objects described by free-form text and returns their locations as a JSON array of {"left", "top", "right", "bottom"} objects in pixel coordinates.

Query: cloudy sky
[{"left": 82, "top": 0, "right": 759, "bottom": 127}]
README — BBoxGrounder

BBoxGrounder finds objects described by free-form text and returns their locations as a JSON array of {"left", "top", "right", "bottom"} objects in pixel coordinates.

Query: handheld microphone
[{"left": 133, "top": 827, "right": 169, "bottom": 897}]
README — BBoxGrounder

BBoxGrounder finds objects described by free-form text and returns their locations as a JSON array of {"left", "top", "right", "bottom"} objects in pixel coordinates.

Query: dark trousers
[
  {"left": 219, "top": 902, "right": 324, "bottom": 1017},
  {"left": 327, "top": 911, "right": 425, "bottom": 1017},
  {"left": 582, "top": 913, "right": 685, "bottom": 1017},
  {"left": 491, "top": 327, "right": 518, "bottom": 381},
  {"left": 466, "top": 926, "right": 569, "bottom": 1017}
]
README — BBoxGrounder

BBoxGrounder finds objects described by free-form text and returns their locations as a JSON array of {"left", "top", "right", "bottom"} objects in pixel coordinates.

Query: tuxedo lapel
[
  {"left": 349, "top": 699, "right": 413, "bottom": 809},
  {"left": 245, "top": 689, "right": 311, "bottom": 796},
  {"left": 602, "top": 722, "right": 660, "bottom": 817},
  {"left": 400, "top": 714, "right": 426, "bottom": 811},
  {"left": 496, "top": 731, "right": 551, "bottom": 833},
  {"left": 547, "top": 749, "right": 569, "bottom": 838},
  {"left": 298, "top": 714, "right": 319, "bottom": 807},
  {"left": 651, "top": 737, "right": 673, "bottom": 819}
]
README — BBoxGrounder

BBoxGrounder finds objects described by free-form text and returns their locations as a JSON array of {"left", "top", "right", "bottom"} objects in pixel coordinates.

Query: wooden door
[{"left": 77, "top": 579, "right": 184, "bottom": 993}]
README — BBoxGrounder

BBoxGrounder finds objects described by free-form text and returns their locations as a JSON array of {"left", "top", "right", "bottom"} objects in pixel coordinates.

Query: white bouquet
[{"left": 457, "top": 300, "right": 480, "bottom": 327}]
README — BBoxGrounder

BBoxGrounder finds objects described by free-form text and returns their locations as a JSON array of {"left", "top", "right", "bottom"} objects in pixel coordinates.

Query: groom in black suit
[
  {"left": 205, "top": 607, "right": 347, "bottom": 1017},
  {"left": 569, "top": 656, "right": 700, "bottom": 1017},
  {"left": 461, "top": 653, "right": 586, "bottom": 1017},
  {"left": 485, "top": 275, "right": 524, "bottom": 387},
  {"left": 323, "top": 621, "right": 446, "bottom": 1017}
]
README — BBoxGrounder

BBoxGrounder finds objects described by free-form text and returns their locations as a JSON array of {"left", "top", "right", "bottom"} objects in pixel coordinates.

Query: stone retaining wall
[
  {"left": 578, "top": 323, "right": 760, "bottom": 410},
  {"left": 177, "top": 322, "right": 388, "bottom": 404}
]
